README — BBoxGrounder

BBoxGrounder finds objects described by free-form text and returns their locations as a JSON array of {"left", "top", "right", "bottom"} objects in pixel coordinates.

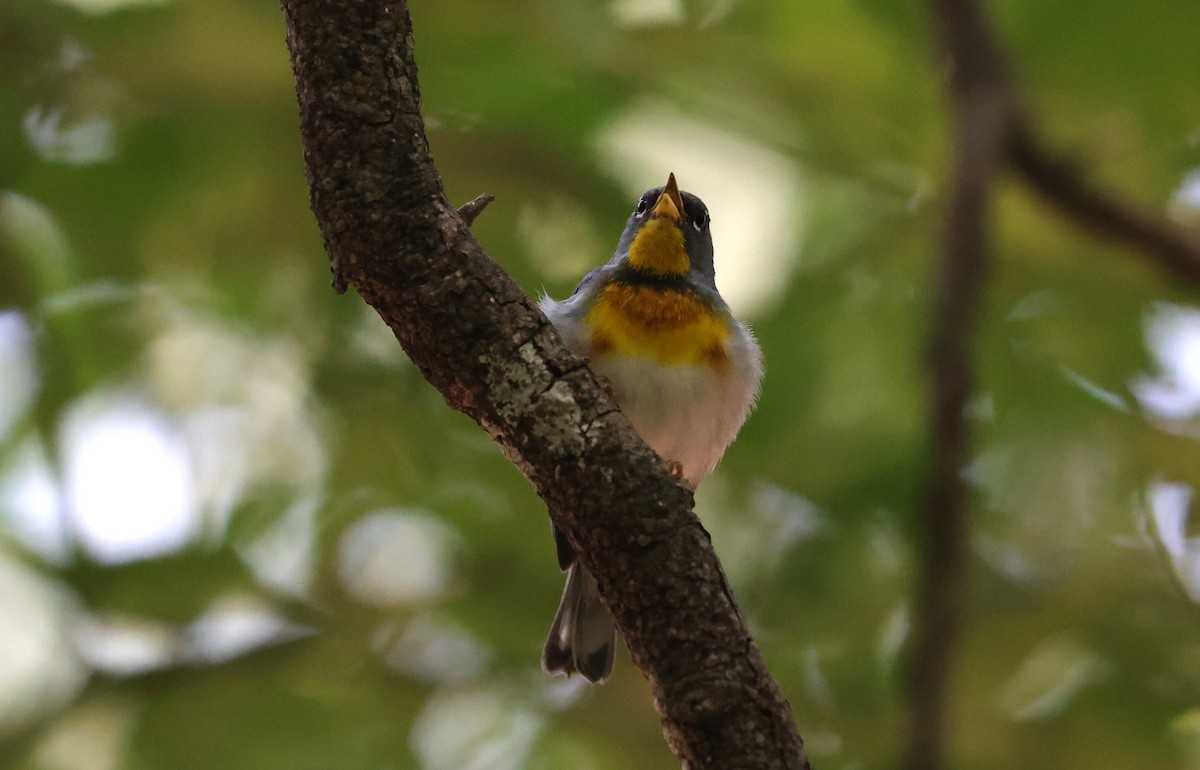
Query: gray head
[{"left": 610, "top": 173, "right": 717, "bottom": 292}]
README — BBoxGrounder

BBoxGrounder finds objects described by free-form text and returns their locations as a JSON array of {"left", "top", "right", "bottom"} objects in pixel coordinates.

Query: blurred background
[{"left": 1, "top": 0, "right": 1199, "bottom": 767}]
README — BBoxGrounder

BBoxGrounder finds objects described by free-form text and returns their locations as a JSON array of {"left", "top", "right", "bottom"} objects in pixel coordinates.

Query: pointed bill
[{"left": 650, "top": 172, "right": 685, "bottom": 221}]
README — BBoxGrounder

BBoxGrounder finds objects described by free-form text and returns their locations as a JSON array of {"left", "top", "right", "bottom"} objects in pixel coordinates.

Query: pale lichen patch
[
  {"left": 532, "top": 379, "right": 585, "bottom": 456},
  {"left": 485, "top": 341, "right": 588, "bottom": 460}
]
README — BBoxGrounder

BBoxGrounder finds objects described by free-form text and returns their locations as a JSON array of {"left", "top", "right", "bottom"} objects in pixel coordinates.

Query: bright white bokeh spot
[
  {"left": 382, "top": 613, "right": 492, "bottom": 684},
  {"left": 701, "top": 480, "right": 825, "bottom": 586},
  {"left": 412, "top": 687, "right": 543, "bottom": 770},
  {"left": 71, "top": 596, "right": 310, "bottom": 677},
  {"left": 62, "top": 392, "right": 197, "bottom": 564},
  {"left": 148, "top": 312, "right": 325, "bottom": 540},
  {"left": 240, "top": 496, "right": 318, "bottom": 597},
  {"left": 1151, "top": 481, "right": 1193, "bottom": 559},
  {"left": 24, "top": 106, "right": 116, "bottom": 165},
  {"left": 1134, "top": 303, "right": 1200, "bottom": 424},
  {"left": 0, "top": 556, "right": 88, "bottom": 732},
  {"left": 0, "top": 311, "right": 37, "bottom": 439},
  {"left": 338, "top": 509, "right": 459, "bottom": 607},
  {"left": 73, "top": 614, "right": 177, "bottom": 677},
  {"left": 595, "top": 100, "right": 804, "bottom": 316},
  {"left": 610, "top": 0, "right": 685, "bottom": 28},
  {"left": 52, "top": 0, "right": 171, "bottom": 14},
  {"left": 0, "top": 438, "right": 69, "bottom": 562},
  {"left": 1149, "top": 480, "right": 1200, "bottom": 602},
  {"left": 1172, "top": 168, "right": 1200, "bottom": 222},
  {"left": 183, "top": 594, "right": 311, "bottom": 664}
]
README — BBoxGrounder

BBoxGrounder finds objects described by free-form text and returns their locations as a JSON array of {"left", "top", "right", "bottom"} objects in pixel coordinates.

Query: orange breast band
[{"left": 585, "top": 283, "right": 731, "bottom": 367}]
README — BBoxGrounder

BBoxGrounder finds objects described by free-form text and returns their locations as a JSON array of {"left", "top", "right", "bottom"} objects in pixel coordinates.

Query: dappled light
[
  {"left": 997, "top": 634, "right": 1109, "bottom": 722},
  {"left": 19, "top": 39, "right": 131, "bottom": 166},
  {"left": 23, "top": 105, "right": 116, "bottom": 165},
  {"left": 53, "top": 0, "right": 172, "bottom": 13},
  {"left": 1173, "top": 170, "right": 1200, "bottom": 225},
  {"left": 1136, "top": 303, "right": 1200, "bottom": 428},
  {"left": 379, "top": 613, "right": 492, "bottom": 685},
  {"left": 62, "top": 392, "right": 197, "bottom": 563},
  {"left": 1150, "top": 481, "right": 1200, "bottom": 601},
  {"left": 337, "top": 510, "right": 461, "bottom": 607},
  {"left": 0, "top": 557, "right": 88, "bottom": 734},
  {"left": 412, "top": 687, "right": 544, "bottom": 770},
  {"left": 0, "top": 313, "right": 38, "bottom": 440},
  {"left": 609, "top": 0, "right": 685, "bottom": 29},
  {"left": 2, "top": 0, "right": 1199, "bottom": 767}
]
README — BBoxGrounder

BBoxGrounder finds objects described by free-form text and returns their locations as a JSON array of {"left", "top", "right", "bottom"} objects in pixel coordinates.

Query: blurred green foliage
[{"left": 1, "top": 0, "right": 1199, "bottom": 768}]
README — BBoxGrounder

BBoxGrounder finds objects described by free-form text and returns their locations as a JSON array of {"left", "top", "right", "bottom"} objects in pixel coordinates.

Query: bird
[{"left": 538, "top": 172, "right": 764, "bottom": 683}]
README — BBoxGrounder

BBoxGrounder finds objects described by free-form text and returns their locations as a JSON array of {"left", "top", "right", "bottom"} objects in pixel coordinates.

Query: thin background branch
[{"left": 1008, "top": 127, "right": 1200, "bottom": 284}]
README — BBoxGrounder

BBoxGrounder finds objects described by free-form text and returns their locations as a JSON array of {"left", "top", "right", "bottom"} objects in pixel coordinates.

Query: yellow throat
[{"left": 626, "top": 218, "right": 689, "bottom": 275}]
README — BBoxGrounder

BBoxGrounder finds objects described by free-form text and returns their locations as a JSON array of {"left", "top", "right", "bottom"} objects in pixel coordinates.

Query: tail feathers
[{"left": 542, "top": 563, "right": 616, "bottom": 683}]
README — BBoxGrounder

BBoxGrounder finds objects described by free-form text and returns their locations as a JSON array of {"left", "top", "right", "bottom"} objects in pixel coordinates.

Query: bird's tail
[{"left": 541, "top": 562, "right": 616, "bottom": 683}]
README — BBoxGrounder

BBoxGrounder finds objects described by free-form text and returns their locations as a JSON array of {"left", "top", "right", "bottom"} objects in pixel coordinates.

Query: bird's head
[{"left": 615, "top": 173, "right": 715, "bottom": 286}]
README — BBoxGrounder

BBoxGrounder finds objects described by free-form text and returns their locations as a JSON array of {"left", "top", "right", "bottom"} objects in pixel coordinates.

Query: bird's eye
[
  {"left": 692, "top": 210, "right": 709, "bottom": 232},
  {"left": 634, "top": 198, "right": 649, "bottom": 217}
]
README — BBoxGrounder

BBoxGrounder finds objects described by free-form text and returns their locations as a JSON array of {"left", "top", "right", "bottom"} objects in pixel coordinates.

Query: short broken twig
[{"left": 457, "top": 194, "right": 495, "bottom": 227}]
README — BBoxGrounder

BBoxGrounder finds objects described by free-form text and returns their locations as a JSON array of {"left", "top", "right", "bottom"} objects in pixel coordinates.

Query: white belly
[{"left": 589, "top": 351, "right": 756, "bottom": 487}]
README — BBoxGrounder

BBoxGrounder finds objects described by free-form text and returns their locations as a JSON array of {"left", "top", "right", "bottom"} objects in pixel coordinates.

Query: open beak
[{"left": 650, "top": 172, "right": 685, "bottom": 222}]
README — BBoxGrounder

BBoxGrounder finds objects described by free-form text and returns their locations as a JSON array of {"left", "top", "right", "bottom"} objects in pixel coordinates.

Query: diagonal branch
[
  {"left": 1008, "top": 126, "right": 1200, "bottom": 285},
  {"left": 279, "top": 1, "right": 809, "bottom": 767}
]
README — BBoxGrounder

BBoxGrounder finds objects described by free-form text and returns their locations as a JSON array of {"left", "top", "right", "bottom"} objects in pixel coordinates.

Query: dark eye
[
  {"left": 634, "top": 198, "right": 649, "bottom": 217},
  {"left": 691, "top": 210, "right": 709, "bottom": 231}
]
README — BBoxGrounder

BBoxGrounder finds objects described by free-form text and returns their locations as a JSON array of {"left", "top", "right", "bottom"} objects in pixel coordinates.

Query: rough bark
[{"left": 280, "top": 1, "right": 809, "bottom": 768}]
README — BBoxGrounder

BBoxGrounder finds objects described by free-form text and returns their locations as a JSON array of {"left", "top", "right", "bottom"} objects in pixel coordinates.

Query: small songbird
[{"left": 539, "top": 173, "right": 764, "bottom": 683}]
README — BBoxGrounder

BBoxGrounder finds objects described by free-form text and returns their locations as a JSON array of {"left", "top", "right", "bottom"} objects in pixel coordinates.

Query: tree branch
[
  {"left": 1008, "top": 126, "right": 1200, "bottom": 285},
  {"left": 908, "top": 6, "right": 1015, "bottom": 770},
  {"left": 907, "top": 91, "right": 1010, "bottom": 770},
  {"left": 457, "top": 193, "right": 495, "bottom": 227},
  {"left": 280, "top": 1, "right": 808, "bottom": 767}
]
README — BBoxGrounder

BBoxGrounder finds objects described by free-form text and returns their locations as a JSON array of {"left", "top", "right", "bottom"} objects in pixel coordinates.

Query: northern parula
[{"left": 539, "top": 173, "right": 764, "bottom": 683}]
